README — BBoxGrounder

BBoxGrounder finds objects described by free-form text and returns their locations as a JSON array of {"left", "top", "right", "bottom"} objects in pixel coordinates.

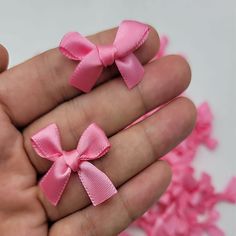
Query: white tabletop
[{"left": 0, "top": 0, "right": 235, "bottom": 235}]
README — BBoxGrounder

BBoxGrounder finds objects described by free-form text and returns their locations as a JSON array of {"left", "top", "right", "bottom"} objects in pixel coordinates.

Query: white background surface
[{"left": 0, "top": 0, "right": 235, "bottom": 235}]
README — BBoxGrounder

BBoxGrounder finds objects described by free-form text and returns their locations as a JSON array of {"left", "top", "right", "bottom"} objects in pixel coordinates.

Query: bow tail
[
  {"left": 69, "top": 49, "right": 103, "bottom": 92},
  {"left": 40, "top": 159, "right": 71, "bottom": 206},
  {"left": 78, "top": 161, "right": 117, "bottom": 206},
  {"left": 116, "top": 53, "right": 144, "bottom": 89}
]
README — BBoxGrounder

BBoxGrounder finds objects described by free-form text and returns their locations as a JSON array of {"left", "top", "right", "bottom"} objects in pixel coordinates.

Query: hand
[{"left": 0, "top": 25, "right": 196, "bottom": 236}]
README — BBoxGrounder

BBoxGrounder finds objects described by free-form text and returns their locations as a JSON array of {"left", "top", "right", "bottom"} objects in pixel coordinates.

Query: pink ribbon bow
[
  {"left": 59, "top": 20, "right": 150, "bottom": 92},
  {"left": 31, "top": 123, "right": 117, "bottom": 206}
]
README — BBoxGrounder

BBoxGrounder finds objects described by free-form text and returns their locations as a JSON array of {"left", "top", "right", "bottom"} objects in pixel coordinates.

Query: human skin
[
  {"left": 0, "top": 25, "right": 196, "bottom": 236},
  {"left": 0, "top": 44, "right": 8, "bottom": 72}
]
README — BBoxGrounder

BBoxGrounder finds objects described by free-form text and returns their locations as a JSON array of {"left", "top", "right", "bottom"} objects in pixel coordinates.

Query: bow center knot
[
  {"left": 97, "top": 45, "right": 117, "bottom": 67},
  {"left": 63, "top": 150, "right": 82, "bottom": 172}
]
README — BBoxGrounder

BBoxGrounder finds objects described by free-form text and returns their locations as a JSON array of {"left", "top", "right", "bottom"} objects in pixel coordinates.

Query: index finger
[{"left": 0, "top": 25, "right": 159, "bottom": 127}]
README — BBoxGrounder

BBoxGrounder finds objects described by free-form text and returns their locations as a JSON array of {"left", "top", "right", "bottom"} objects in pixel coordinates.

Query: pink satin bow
[
  {"left": 59, "top": 20, "right": 150, "bottom": 92},
  {"left": 31, "top": 123, "right": 117, "bottom": 206}
]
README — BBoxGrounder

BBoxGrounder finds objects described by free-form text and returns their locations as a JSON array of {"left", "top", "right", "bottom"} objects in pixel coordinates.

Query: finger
[
  {"left": 0, "top": 25, "right": 159, "bottom": 127},
  {"left": 49, "top": 161, "right": 172, "bottom": 236},
  {"left": 0, "top": 44, "right": 9, "bottom": 72},
  {"left": 24, "top": 55, "right": 191, "bottom": 173},
  {"left": 38, "top": 97, "right": 196, "bottom": 221}
]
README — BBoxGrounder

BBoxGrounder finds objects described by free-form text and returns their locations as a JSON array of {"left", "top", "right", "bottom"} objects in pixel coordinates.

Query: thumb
[{"left": 0, "top": 44, "right": 9, "bottom": 72}]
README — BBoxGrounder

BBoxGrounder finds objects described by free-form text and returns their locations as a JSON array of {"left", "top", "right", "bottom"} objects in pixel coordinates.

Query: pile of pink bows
[{"left": 120, "top": 37, "right": 236, "bottom": 236}]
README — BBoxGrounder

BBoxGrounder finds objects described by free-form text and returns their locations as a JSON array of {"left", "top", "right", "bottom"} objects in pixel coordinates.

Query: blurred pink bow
[{"left": 59, "top": 20, "right": 150, "bottom": 92}]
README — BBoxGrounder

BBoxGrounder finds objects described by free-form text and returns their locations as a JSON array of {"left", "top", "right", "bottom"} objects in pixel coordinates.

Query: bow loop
[
  {"left": 31, "top": 123, "right": 62, "bottom": 162},
  {"left": 59, "top": 20, "right": 150, "bottom": 92},
  {"left": 113, "top": 20, "right": 150, "bottom": 57},
  {"left": 59, "top": 32, "right": 95, "bottom": 60},
  {"left": 76, "top": 123, "right": 111, "bottom": 160}
]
